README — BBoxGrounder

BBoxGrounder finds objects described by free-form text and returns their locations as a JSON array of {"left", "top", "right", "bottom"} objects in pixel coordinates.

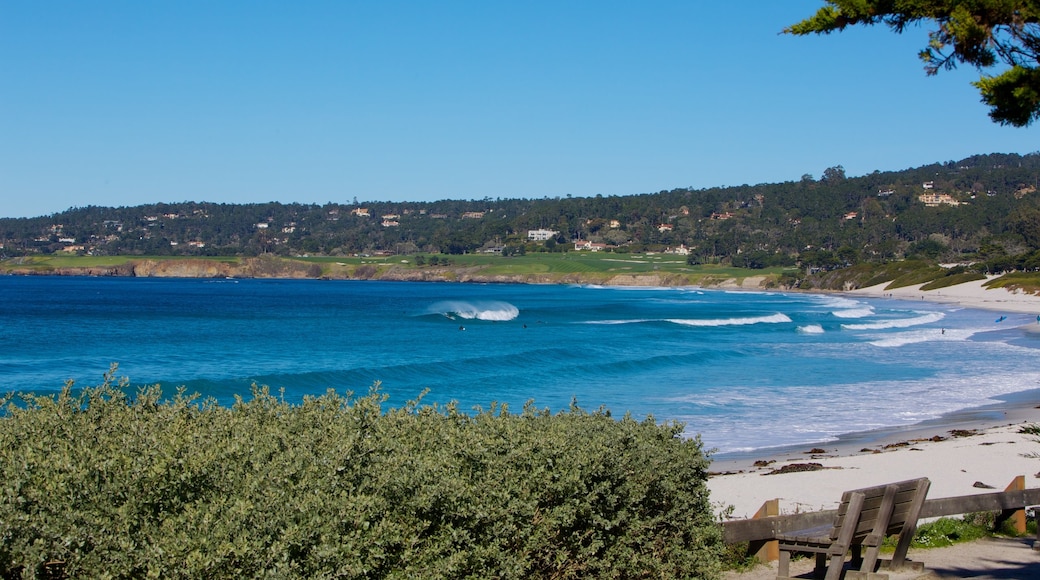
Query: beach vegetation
[
  {"left": 901, "top": 516, "right": 991, "bottom": 549},
  {"left": 0, "top": 370, "right": 723, "bottom": 579},
  {"left": 984, "top": 270, "right": 1040, "bottom": 294},
  {"left": 894, "top": 511, "right": 1037, "bottom": 551},
  {"left": 919, "top": 271, "right": 988, "bottom": 291}
]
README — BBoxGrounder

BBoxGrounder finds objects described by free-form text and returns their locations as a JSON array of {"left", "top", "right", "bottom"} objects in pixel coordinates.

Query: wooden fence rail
[{"left": 722, "top": 479, "right": 1040, "bottom": 549}]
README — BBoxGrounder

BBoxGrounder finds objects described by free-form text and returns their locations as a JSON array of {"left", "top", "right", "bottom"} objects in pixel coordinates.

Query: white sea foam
[
  {"left": 704, "top": 366, "right": 1040, "bottom": 454},
  {"left": 426, "top": 300, "right": 519, "bottom": 321},
  {"left": 832, "top": 307, "right": 875, "bottom": 319},
  {"left": 797, "top": 324, "right": 825, "bottom": 334},
  {"left": 867, "top": 326, "right": 978, "bottom": 347},
  {"left": 585, "top": 314, "right": 793, "bottom": 326},
  {"left": 668, "top": 313, "right": 792, "bottom": 327},
  {"left": 813, "top": 295, "right": 861, "bottom": 310},
  {"left": 841, "top": 312, "right": 945, "bottom": 330}
]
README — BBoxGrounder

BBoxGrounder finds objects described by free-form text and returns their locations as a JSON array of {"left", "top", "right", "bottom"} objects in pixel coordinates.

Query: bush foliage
[{"left": 0, "top": 372, "right": 722, "bottom": 579}]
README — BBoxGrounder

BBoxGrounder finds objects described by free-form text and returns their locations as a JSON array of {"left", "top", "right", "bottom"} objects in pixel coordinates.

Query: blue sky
[{"left": 2, "top": 1, "right": 1037, "bottom": 219}]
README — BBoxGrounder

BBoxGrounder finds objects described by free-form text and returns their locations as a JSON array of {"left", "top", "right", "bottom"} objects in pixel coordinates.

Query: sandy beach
[
  {"left": 712, "top": 279, "right": 1040, "bottom": 577},
  {"left": 848, "top": 275, "right": 1040, "bottom": 316},
  {"left": 709, "top": 416, "right": 1040, "bottom": 520},
  {"left": 710, "top": 278, "right": 1040, "bottom": 517}
]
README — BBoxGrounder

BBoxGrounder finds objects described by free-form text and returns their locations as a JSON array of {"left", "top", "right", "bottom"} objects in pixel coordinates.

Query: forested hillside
[{"left": 2, "top": 153, "right": 1039, "bottom": 270}]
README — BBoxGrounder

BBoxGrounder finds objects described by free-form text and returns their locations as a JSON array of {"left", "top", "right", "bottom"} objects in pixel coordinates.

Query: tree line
[{"left": 1, "top": 153, "right": 1039, "bottom": 270}]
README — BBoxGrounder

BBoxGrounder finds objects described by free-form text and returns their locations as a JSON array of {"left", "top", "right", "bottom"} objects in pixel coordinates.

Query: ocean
[{"left": 2, "top": 275, "right": 1039, "bottom": 456}]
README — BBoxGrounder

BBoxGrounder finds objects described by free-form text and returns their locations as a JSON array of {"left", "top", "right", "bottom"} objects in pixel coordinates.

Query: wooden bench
[{"left": 776, "top": 477, "right": 930, "bottom": 580}]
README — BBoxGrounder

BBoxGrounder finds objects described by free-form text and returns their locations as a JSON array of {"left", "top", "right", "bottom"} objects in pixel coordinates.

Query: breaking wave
[
  {"left": 667, "top": 313, "right": 792, "bottom": 327},
  {"left": 425, "top": 300, "right": 520, "bottom": 321},
  {"left": 841, "top": 312, "right": 945, "bottom": 330}
]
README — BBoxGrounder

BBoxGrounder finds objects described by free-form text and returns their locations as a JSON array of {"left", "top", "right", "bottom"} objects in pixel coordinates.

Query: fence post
[
  {"left": 750, "top": 499, "right": 779, "bottom": 563},
  {"left": 1003, "top": 476, "right": 1027, "bottom": 535}
]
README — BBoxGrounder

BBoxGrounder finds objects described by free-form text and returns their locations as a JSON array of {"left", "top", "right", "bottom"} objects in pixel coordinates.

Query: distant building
[
  {"left": 919, "top": 193, "right": 961, "bottom": 207},
  {"left": 527, "top": 229, "right": 559, "bottom": 241},
  {"left": 923, "top": 181, "right": 934, "bottom": 190},
  {"left": 657, "top": 224, "right": 674, "bottom": 232},
  {"left": 351, "top": 208, "right": 370, "bottom": 217},
  {"left": 574, "top": 240, "right": 608, "bottom": 251},
  {"left": 462, "top": 211, "right": 485, "bottom": 219}
]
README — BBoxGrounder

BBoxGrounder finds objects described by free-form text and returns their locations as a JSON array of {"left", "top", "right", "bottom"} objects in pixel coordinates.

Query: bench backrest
[{"left": 828, "top": 477, "right": 930, "bottom": 542}]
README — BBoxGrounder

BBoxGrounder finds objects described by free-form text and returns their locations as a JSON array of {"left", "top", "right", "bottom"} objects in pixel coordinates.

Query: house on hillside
[
  {"left": 919, "top": 193, "right": 961, "bottom": 207},
  {"left": 574, "top": 240, "right": 608, "bottom": 251},
  {"left": 527, "top": 229, "right": 558, "bottom": 241}
]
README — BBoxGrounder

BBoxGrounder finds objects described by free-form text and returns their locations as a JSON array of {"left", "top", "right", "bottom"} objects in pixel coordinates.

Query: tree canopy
[{"left": 786, "top": 1, "right": 1040, "bottom": 127}]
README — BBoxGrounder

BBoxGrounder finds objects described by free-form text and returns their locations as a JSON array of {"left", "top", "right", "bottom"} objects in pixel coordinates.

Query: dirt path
[{"left": 722, "top": 537, "right": 1039, "bottom": 579}]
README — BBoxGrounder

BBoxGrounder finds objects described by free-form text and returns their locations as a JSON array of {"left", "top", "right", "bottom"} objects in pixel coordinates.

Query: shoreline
[
  {"left": 708, "top": 280, "right": 1040, "bottom": 519},
  {"left": 707, "top": 399, "right": 1040, "bottom": 519},
  {"left": 845, "top": 276, "right": 1040, "bottom": 315},
  {"left": 710, "top": 387, "right": 1040, "bottom": 468}
]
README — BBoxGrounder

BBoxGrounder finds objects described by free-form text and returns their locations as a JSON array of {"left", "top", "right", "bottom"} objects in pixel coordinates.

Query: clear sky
[{"left": 2, "top": 1, "right": 1037, "bottom": 219}]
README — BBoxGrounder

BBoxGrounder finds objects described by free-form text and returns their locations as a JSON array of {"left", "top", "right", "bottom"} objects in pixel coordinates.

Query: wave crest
[
  {"left": 832, "top": 307, "right": 874, "bottom": 319},
  {"left": 426, "top": 300, "right": 520, "bottom": 321},
  {"left": 841, "top": 312, "right": 945, "bottom": 330},
  {"left": 668, "top": 313, "right": 792, "bottom": 327}
]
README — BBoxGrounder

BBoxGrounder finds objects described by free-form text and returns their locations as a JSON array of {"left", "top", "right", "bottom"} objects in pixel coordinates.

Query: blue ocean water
[{"left": 2, "top": 276, "right": 1039, "bottom": 455}]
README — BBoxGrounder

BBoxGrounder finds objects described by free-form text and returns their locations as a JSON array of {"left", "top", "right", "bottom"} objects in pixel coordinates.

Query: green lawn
[{"left": 4, "top": 252, "right": 790, "bottom": 285}]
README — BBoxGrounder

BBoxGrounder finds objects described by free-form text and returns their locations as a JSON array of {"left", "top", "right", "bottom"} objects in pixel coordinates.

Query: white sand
[
  {"left": 848, "top": 276, "right": 1040, "bottom": 315},
  {"left": 714, "top": 279, "right": 1040, "bottom": 577},
  {"left": 709, "top": 277, "right": 1040, "bottom": 519},
  {"left": 708, "top": 416, "right": 1040, "bottom": 521}
]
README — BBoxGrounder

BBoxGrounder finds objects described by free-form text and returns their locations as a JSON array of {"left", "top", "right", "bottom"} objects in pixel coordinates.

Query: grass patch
[
  {"left": 884, "top": 265, "right": 946, "bottom": 289},
  {"left": 880, "top": 512, "right": 1036, "bottom": 553},
  {"left": 1, "top": 255, "right": 240, "bottom": 270},
  {"left": 919, "top": 272, "right": 987, "bottom": 291},
  {"left": 985, "top": 272, "right": 1040, "bottom": 295},
  {"left": 4, "top": 252, "right": 788, "bottom": 287}
]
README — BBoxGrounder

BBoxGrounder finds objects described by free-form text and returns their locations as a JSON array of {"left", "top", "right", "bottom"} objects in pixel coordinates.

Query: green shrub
[
  {"left": 909, "top": 516, "right": 989, "bottom": 548},
  {"left": 0, "top": 371, "right": 722, "bottom": 579},
  {"left": 919, "top": 272, "right": 987, "bottom": 291},
  {"left": 887, "top": 512, "right": 1031, "bottom": 552}
]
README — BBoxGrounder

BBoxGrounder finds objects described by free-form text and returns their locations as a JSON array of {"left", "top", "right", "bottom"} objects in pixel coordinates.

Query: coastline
[
  {"left": 709, "top": 280, "right": 1040, "bottom": 520},
  {"left": 707, "top": 400, "right": 1040, "bottom": 519},
  {"left": 11, "top": 264, "right": 1040, "bottom": 515},
  {"left": 846, "top": 275, "right": 1040, "bottom": 315}
]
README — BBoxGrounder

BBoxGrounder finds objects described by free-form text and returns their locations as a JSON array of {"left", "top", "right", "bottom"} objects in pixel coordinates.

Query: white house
[{"left": 527, "top": 229, "right": 559, "bottom": 241}]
